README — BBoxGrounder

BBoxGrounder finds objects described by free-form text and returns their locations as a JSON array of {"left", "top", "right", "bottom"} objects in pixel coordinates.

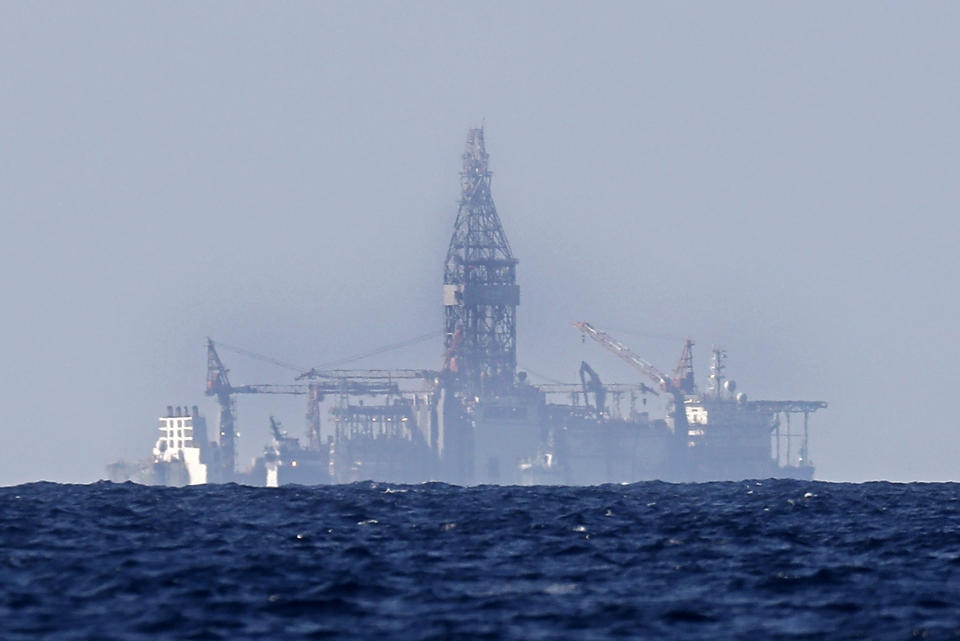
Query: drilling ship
[{"left": 113, "top": 127, "right": 826, "bottom": 486}]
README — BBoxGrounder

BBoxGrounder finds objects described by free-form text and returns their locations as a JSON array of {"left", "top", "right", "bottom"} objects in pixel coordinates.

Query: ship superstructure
[
  {"left": 575, "top": 323, "right": 826, "bottom": 480},
  {"left": 150, "top": 405, "right": 216, "bottom": 485},
  {"left": 252, "top": 417, "right": 330, "bottom": 488}
]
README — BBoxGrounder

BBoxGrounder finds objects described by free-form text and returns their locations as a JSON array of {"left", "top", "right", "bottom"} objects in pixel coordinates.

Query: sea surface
[{"left": 2, "top": 480, "right": 960, "bottom": 640}]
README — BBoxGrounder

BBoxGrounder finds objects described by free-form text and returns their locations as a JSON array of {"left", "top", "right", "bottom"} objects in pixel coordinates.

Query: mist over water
[{"left": 1, "top": 4, "right": 958, "bottom": 484}]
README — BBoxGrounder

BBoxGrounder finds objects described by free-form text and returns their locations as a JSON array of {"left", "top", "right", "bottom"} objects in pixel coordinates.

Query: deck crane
[
  {"left": 206, "top": 339, "right": 402, "bottom": 478},
  {"left": 573, "top": 322, "right": 692, "bottom": 434},
  {"left": 578, "top": 361, "right": 606, "bottom": 419},
  {"left": 672, "top": 338, "right": 697, "bottom": 395},
  {"left": 206, "top": 338, "right": 241, "bottom": 478}
]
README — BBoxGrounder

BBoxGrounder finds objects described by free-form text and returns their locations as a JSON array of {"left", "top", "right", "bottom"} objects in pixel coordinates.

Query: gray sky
[{"left": 1, "top": 2, "right": 957, "bottom": 484}]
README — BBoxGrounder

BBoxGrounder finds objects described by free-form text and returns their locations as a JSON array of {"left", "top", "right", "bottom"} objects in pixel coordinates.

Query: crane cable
[
  {"left": 313, "top": 330, "right": 442, "bottom": 369},
  {"left": 213, "top": 341, "right": 307, "bottom": 373},
  {"left": 598, "top": 327, "right": 686, "bottom": 342},
  {"left": 213, "top": 330, "right": 443, "bottom": 373},
  {"left": 517, "top": 362, "right": 568, "bottom": 385}
]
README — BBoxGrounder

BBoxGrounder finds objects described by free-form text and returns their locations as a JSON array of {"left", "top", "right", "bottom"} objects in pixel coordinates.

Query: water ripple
[{"left": 1, "top": 480, "right": 959, "bottom": 639}]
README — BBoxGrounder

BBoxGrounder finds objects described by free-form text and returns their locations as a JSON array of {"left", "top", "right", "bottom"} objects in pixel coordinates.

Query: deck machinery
[{"left": 198, "top": 127, "right": 827, "bottom": 486}]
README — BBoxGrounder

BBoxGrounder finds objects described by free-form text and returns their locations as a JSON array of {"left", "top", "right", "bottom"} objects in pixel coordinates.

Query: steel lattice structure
[{"left": 443, "top": 128, "right": 519, "bottom": 396}]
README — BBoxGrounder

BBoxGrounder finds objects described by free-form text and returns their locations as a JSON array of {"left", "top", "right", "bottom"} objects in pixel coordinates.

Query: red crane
[{"left": 573, "top": 322, "right": 693, "bottom": 433}]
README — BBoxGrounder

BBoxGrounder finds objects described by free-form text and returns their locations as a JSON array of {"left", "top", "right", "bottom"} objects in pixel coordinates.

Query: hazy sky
[{"left": 2, "top": 2, "right": 957, "bottom": 485}]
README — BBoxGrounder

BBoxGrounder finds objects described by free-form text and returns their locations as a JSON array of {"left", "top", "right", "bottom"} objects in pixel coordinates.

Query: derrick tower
[{"left": 443, "top": 128, "right": 519, "bottom": 397}]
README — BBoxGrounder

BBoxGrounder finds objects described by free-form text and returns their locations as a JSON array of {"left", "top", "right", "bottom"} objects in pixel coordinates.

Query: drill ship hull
[
  {"left": 115, "top": 127, "right": 826, "bottom": 487},
  {"left": 416, "top": 383, "right": 817, "bottom": 486}
]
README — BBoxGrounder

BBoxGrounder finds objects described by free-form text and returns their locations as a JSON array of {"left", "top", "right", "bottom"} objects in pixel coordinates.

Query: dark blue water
[{"left": 2, "top": 480, "right": 960, "bottom": 640}]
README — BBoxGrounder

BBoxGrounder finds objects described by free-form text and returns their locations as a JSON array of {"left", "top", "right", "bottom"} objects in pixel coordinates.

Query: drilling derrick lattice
[{"left": 443, "top": 128, "right": 519, "bottom": 397}]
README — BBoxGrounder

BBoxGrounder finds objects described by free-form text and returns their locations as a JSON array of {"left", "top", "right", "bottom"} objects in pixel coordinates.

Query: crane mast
[
  {"left": 672, "top": 338, "right": 697, "bottom": 395},
  {"left": 206, "top": 339, "right": 405, "bottom": 477},
  {"left": 206, "top": 338, "right": 237, "bottom": 479}
]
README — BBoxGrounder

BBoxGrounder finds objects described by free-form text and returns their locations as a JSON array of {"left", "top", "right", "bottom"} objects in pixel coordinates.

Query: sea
[{"left": 2, "top": 480, "right": 959, "bottom": 640}]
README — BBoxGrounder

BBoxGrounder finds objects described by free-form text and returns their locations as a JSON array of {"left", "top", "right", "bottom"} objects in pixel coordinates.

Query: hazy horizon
[{"left": 2, "top": 2, "right": 958, "bottom": 484}]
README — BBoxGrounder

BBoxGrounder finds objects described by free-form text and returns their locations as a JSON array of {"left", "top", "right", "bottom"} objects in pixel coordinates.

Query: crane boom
[
  {"left": 206, "top": 337, "right": 232, "bottom": 395},
  {"left": 573, "top": 322, "right": 671, "bottom": 391},
  {"left": 578, "top": 360, "right": 606, "bottom": 418},
  {"left": 233, "top": 381, "right": 401, "bottom": 397},
  {"left": 205, "top": 339, "right": 406, "bottom": 478},
  {"left": 573, "top": 322, "right": 692, "bottom": 435},
  {"left": 296, "top": 368, "right": 437, "bottom": 382}
]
